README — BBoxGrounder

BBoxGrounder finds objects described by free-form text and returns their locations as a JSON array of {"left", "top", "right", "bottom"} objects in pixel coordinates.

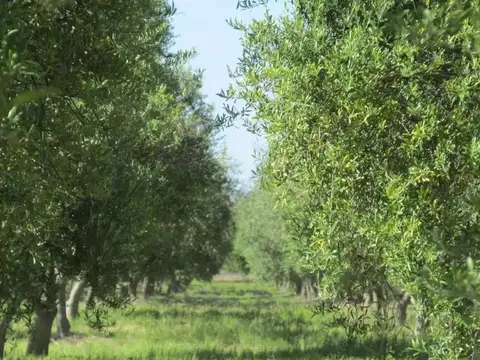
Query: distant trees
[
  {"left": 0, "top": 0, "right": 233, "bottom": 357},
  {"left": 223, "top": 0, "right": 480, "bottom": 358},
  {"left": 231, "top": 182, "right": 319, "bottom": 298}
]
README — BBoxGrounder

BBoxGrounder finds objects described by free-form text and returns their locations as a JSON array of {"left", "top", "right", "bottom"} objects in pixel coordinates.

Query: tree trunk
[
  {"left": 0, "top": 298, "right": 22, "bottom": 359},
  {"left": 300, "top": 275, "right": 317, "bottom": 299},
  {"left": 290, "top": 272, "right": 302, "bottom": 295},
  {"left": 311, "top": 275, "right": 319, "bottom": 298},
  {"left": 129, "top": 277, "right": 139, "bottom": 298},
  {"left": 396, "top": 293, "right": 411, "bottom": 325},
  {"left": 67, "top": 279, "right": 85, "bottom": 318},
  {"left": 155, "top": 280, "right": 163, "bottom": 294},
  {"left": 27, "top": 267, "right": 58, "bottom": 356},
  {"left": 167, "top": 275, "right": 184, "bottom": 295},
  {"left": 118, "top": 283, "right": 129, "bottom": 298},
  {"left": 143, "top": 276, "right": 155, "bottom": 300},
  {"left": 85, "top": 287, "right": 95, "bottom": 309},
  {"left": 56, "top": 277, "right": 71, "bottom": 338},
  {"left": 0, "top": 316, "right": 11, "bottom": 359},
  {"left": 375, "top": 284, "right": 388, "bottom": 319},
  {"left": 26, "top": 306, "right": 56, "bottom": 356}
]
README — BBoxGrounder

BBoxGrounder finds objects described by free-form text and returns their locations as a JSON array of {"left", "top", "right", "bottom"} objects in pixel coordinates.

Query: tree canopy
[
  {"left": 0, "top": 0, "right": 234, "bottom": 356},
  {"left": 223, "top": 0, "right": 480, "bottom": 357}
]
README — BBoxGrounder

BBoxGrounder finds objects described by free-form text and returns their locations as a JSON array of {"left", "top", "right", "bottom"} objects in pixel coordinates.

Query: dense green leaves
[
  {"left": 233, "top": 186, "right": 292, "bottom": 283},
  {"left": 0, "top": 1, "right": 234, "bottom": 356},
  {"left": 225, "top": 0, "right": 480, "bottom": 358}
]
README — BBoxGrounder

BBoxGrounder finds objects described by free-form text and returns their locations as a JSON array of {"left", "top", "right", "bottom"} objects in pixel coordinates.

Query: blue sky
[{"left": 171, "top": 1, "right": 286, "bottom": 189}]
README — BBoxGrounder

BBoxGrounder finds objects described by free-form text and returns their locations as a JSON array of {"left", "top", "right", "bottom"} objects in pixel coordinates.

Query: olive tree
[
  {"left": 232, "top": 181, "right": 319, "bottom": 297},
  {"left": 1, "top": 0, "right": 182, "bottom": 356},
  {"left": 222, "top": 0, "right": 480, "bottom": 357}
]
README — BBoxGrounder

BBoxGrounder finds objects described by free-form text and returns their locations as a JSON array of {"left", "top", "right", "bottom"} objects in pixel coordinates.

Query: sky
[{"left": 170, "top": 0, "right": 286, "bottom": 189}]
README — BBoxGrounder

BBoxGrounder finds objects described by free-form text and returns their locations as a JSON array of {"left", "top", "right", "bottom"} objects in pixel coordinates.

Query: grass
[{"left": 4, "top": 279, "right": 415, "bottom": 359}]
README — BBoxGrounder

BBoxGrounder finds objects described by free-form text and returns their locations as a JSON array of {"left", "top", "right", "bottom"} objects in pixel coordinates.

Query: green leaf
[{"left": 10, "top": 87, "right": 60, "bottom": 107}]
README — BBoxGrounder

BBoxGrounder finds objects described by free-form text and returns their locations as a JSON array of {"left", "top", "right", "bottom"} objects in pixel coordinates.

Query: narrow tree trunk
[
  {"left": 368, "top": 289, "right": 376, "bottom": 308},
  {"left": 472, "top": 300, "right": 480, "bottom": 359},
  {"left": 27, "top": 267, "right": 59, "bottom": 356},
  {"left": 294, "top": 276, "right": 302, "bottom": 296},
  {"left": 396, "top": 293, "right": 411, "bottom": 325},
  {"left": 167, "top": 275, "right": 184, "bottom": 295},
  {"left": 143, "top": 276, "right": 155, "bottom": 300},
  {"left": 26, "top": 306, "right": 56, "bottom": 356},
  {"left": 301, "top": 276, "right": 317, "bottom": 299},
  {"left": 85, "top": 287, "right": 95, "bottom": 309},
  {"left": 129, "top": 277, "right": 140, "bottom": 298},
  {"left": 375, "top": 284, "right": 388, "bottom": 318},
  {"left": 155, "top": 280, "right": 163, "bottom": 295},
  {"left": 118, "top": 283, "right": 129, "bottom": 298},
  {"left": 0, "top": 297, "right": 22, "bottom": 359},
  {"left": 67, "top": 279, "right": 85, "bottom": 318},
  {"left": 310, "top": 275, "right": 319, "bottom": 298},
  {"left": 0, "top": 316, "right": 11, "bottom": 359},
  {"left": 56, "top": 277, "right": 71, "bottom": 338}
]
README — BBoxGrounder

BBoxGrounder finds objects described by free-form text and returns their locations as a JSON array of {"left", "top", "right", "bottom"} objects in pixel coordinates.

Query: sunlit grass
[{"left": 4, "top": 280, "right": 414, "bottom": 359}]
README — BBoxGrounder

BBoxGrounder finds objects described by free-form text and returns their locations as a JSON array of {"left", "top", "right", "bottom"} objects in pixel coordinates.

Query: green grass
[{"left": 4, "top": 280, "right": 415, "bottom": 359}]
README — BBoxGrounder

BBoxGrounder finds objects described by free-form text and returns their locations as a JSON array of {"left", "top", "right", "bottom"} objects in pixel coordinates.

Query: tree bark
[
  {"left": 27, "top": 267, "right": 58, "bottom": 356},
  {"left": 311, "top": 275, "right": 319, "bottom": 298},
  {"left": 67, "top": 279, "right": 85, "bottom": 318},
  {"left": 26, "top": 305, "right": 56, "bottom": 356},
  {"left": 300, "top": 275, "right": 318, "bottom": 300},
  {"left": 143, "top": 276, "right": 155, "bottom": 300},
  {"left": 155, "top": 280, "right": 163, "bottom": 295},
  {"left": 294, "top": 277, "right": 302, "bottom": 295},
  {"left": 396, "top": 293, "right": 411, "bottom": 325},
  {"left": 129, "top": 277, "right": 139, "bottom": 298},
  {"left": 85, "top": 287, "right": 95, "bottom": 309},
  {"left": 56, "top": 277, "right": 71, "bottom": 338},
  {"left": 0, "top": 298, "right": 22, "bottom": 359},
  {"left": 288, "top": 271, "right": 302, "bottom": 295},
  {"left": 0, "top": 316, "right": 11, "bottom": 359},
  {"left": 374, "top": 284, "right": 388, "bottom": 319},
  {"left": 167, "top": 275, "right": 183, "bottom": 295},
  {"left": 118, "top": 283, "right": 129, "bottom": 298}
]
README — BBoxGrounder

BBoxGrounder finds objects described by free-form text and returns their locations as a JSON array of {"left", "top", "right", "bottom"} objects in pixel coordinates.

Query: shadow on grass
[
  {"left": 130, "top": 291, "right": 418, "bottom": 360},
  {"left": 125, "top": 338, "right": 414, "bottom": 360},
  {"left": 130, "top": 307, "right": 307, "bottom": 323},
  {"left": 149, "top": 295, "right": 279, "bottom": 308},
  {"left": 130, "top": 307, "right": 325, "bottom": 349},
  {"left": 24, "top": 340, "right": 415, "bottom": 360},
  {"left": 129, "top": 307, "right": 417, "bottom": 359},
  {"left": 319, "top": 337, "right": 414, "bottom": 359},
  {"left": 176, "top": 338, "right": 415, "bottom": 359},
  {"left": 192, "top": 289, "right": 274, "bottom": 297}
]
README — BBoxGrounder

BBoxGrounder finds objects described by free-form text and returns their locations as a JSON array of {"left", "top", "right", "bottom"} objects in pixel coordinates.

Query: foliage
[
  {"left": 232, "top": 182, "right": 313, "bottom": 290},
  {"left": 1, "top": 0, "right": 234, "bottom": 356},
  {"left": 222, "top": 251, "right": 251, "bottom": 275},
  {"left": 222, "top": 0, "right": 480, "bottom": 358}
]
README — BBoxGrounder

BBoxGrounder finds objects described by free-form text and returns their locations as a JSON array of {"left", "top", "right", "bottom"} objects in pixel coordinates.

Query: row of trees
[
  {"left": 227, "top": 183, "right": 321, "bottom": 298},
  {"left": 1, "top": 0, "right": 234, "bottom": 357},
  {"left": 222, "top": 0, "right": 480, "bottom": 358}
]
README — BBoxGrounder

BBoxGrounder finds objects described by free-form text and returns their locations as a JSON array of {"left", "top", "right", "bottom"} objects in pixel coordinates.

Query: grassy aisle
[{"left": 5, "top": 280, "right": 412, "bottom": 359}]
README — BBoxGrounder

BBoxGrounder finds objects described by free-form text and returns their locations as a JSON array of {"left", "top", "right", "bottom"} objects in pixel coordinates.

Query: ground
[{"left": 4, "top": 277, "right": 414, "bottom": 359}]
